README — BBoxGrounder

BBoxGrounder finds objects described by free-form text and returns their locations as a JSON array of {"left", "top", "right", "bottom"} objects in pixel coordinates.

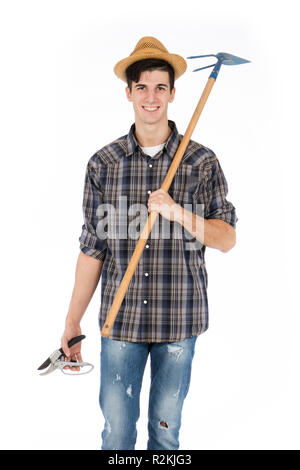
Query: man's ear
[
  {"left": 169, "top": 87, "right": 176, "bottom": 103},
  {"left": 125, "top": 86, "right": 132, "bottom": 102}
]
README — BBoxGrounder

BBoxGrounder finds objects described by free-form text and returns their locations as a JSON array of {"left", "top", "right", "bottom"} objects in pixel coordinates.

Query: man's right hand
[{"left": 61, "top": 323, "right": 83, "bottom": 371}]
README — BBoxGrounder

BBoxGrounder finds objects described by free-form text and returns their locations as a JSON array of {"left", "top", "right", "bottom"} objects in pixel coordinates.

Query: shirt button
[
  {"left": 145, "top": 244, "right": 149, "bottom": 249},
  {"left": 149, "top": 164, "right": 153, "bottom": 168},
  {"left": 143, "top": 300, "right": 148, "bottom": 304},
  {"left": 147, "top": 190, "right": 151, "bottom": 194},
  {"left": 144, "top": 272, "right": 149, "bottom": 277}
]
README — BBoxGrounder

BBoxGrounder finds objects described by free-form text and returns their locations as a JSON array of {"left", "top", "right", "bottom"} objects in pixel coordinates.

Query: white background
[{"left": 0, "top": 0, "right": 299, "bottom": 450}]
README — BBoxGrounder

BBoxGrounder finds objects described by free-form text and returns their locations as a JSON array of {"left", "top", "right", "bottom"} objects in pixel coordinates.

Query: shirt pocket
[{"left": 168, "top": 164, "right": 199, "bottom": 205}]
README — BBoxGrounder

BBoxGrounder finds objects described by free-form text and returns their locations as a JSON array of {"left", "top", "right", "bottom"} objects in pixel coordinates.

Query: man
[{"left": 61, "top": 37, "right": 237, "bottom": 450}]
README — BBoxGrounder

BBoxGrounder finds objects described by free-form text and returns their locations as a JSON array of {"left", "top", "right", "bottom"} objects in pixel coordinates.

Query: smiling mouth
[{"left": 142, "top": 106, "right": 160, "bottom": 112}]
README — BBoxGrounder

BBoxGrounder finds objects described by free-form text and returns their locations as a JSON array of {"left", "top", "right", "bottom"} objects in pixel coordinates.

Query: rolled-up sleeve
[
  {"left": 78, "top": 155, "right": 107, "bottom": 261},
  {"left": 200, "top": 155, "right": 238, "bottom": 229}
]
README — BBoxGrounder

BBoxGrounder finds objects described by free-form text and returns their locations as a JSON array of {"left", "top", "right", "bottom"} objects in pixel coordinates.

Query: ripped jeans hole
[
  {"left": 160, "top": 421, "right": 168, "bottom": 428},
  {"left": 167, "top": 344, "right": 183, "bottom": 361}
]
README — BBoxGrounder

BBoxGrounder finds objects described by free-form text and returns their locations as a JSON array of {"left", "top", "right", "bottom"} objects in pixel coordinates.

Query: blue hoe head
[
  {"left": 187, "top": 52, "right": 250, "bottom": 78},
  {"left": 216, "top": 52, "right": 250, "bottom": 65}
]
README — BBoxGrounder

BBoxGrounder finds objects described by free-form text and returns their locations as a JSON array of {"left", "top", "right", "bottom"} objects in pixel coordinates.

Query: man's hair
[{"left": 125, "top": 58, "right": 175, "bottom": 92}]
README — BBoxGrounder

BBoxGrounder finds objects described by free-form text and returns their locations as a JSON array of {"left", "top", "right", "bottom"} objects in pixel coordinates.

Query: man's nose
[{"left": 145, "top": 90, "right": 157, "bottom": 102}]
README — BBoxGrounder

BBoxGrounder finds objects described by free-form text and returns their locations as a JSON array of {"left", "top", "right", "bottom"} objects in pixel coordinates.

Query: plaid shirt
[{"left": 79, "top": 120, "right": 237, "bottom": 342}]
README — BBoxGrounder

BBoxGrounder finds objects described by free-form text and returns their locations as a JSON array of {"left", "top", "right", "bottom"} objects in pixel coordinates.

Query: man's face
[{"left": 125, "top": 70, "right": 175, "bottom": 127}]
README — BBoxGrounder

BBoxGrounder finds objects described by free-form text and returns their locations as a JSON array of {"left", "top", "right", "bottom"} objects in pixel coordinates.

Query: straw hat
[{"left": 114, "top": 36, "right": 187, "bottom": 82}]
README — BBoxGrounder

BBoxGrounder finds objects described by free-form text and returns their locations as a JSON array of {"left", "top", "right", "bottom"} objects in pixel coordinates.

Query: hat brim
[{"left": 114, "top": 50, "right": 187, "bottom": 83}]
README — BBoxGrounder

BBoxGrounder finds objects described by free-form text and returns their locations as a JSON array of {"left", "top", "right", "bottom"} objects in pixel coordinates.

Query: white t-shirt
[{"left": 140, "top": 142, "right": 166, "bottom": 158}]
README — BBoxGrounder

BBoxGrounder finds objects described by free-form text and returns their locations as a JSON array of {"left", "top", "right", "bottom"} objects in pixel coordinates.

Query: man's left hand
[{"left": 147, "top": 189, "right": 181, "bottom": 222}]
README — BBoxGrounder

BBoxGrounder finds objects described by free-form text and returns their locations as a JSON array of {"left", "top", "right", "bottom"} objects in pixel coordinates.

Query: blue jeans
[{"left": 99, "top": 335, "right": 198, "bottom": 450}]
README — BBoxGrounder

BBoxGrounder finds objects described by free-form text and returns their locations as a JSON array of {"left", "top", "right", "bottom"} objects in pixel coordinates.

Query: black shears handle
[{"left": 62, "top": 335, "right": 86, "bottom": 354}]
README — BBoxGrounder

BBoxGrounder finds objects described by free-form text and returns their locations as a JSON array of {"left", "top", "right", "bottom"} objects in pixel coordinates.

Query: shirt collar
[{"left": 125, "top": 120, "right": 181, "bottom": 160}]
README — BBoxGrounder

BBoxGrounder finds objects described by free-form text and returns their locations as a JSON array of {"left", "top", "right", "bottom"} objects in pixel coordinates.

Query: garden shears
[{"left": 37, "top": 335, "right": 94, "bottom": 376}]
